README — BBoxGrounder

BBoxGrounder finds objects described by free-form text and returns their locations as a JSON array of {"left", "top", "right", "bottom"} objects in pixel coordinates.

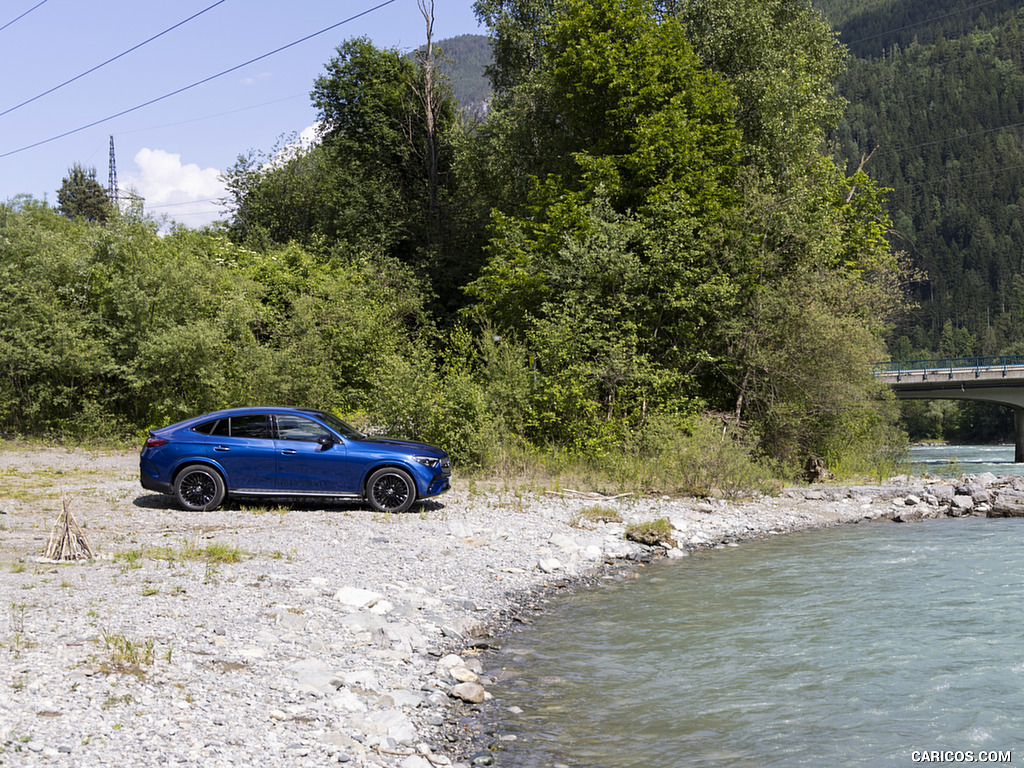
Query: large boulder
[{"left": 988, "top": 492, "right": 1024, "bottom": 517}]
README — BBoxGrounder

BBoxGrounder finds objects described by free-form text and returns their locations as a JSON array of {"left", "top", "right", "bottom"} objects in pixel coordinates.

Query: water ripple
[{"left": 485, "top": 518, "right": 1023, "bottom": 767}]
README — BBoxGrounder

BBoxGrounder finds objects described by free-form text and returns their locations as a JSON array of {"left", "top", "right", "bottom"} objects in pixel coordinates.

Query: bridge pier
[{"left": 1016, "top": 409, "right": 1024, "bottom": 464}]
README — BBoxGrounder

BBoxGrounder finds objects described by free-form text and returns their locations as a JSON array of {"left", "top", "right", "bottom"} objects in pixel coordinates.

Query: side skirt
[{"left": 230, "top": 489, "right": 363, "bottom": 499}]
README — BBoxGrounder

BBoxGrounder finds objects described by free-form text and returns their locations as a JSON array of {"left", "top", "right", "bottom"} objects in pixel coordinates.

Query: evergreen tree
[{"left": 56, "top": 164, "right": 112, "bottom": 223}]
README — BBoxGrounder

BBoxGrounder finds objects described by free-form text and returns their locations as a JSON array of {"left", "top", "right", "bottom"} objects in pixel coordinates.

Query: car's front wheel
[
  {"left": 174, "top": 465, "right": 226, "bottom": 511},
  {"left": 366, "top": 467, "right": 416, "bottom": 513}
]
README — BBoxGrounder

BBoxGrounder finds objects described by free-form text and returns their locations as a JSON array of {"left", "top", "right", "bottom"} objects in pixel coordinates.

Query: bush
[{"left": 613, "top": 413, "right": 782, "bottom": 498}]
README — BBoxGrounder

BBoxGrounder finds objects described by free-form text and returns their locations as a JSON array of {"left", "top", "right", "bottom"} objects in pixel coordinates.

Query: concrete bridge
[{"left": 874, "top": 356, "right": 1024, "bottom": 462}]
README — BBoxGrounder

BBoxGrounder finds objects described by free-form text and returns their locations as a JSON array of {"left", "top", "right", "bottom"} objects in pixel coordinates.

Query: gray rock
[
  {"left": 450, "top": 682, "right": 486, "bottom": 703},
  {"left": 334, "top": 586, "right": 385, "bottom": 609},
  {"left": 893, "top": 507, "right": 924, "bottom": 523},
  {"left": 988, "top": 495, "right": 1024, "bottom": 517},
  {"left": 537, "top": 557, "right": 563, "bottom": 573},
  {"left": 951, "top": 495, "right": 975, "bottom": 512},
  {"left": 375, "top": 622, "right": 429, "bottom": 653},
  {"left": 367, "top": 708, "right": 418, "bottom": 745},
  {"left": 283, "top": 659, "right": 341, "bottom": 694}
]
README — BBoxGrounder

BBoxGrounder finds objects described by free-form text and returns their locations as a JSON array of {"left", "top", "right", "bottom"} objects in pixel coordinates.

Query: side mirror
[{"left": 317, "top": 435, "right": 335, "bottom": 448}]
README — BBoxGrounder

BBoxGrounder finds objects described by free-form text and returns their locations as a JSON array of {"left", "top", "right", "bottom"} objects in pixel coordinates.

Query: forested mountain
[
  {"left": 436, "top": 34, "right": 492, "bottom": 115},
  {"left": 818, "top": 1, "right": 1024, "bottom": 440},
  {"left": 821, "top": 0, "right": 1023, "bottom": 58}
]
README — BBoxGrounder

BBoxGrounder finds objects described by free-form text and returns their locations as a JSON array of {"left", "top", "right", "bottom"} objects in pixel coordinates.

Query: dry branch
[{"left": 545, "top": 489, "right": 635, "bottom": 500}]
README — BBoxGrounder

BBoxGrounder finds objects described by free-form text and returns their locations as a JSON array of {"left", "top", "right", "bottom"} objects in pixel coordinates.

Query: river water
[
  {"left": 908, "top": 444, "right": 1022, "bottom": 477},
  {"left": 482, "top": 446, "right": 1022, "bottom": 767}
]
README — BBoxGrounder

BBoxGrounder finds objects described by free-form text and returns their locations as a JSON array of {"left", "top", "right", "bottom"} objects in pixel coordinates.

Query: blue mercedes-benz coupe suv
[{"left": 140, "top": 407, "right": 451, "bottom": 512}]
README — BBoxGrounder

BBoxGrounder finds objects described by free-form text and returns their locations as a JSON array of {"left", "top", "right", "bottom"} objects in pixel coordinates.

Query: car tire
[
  {"left": 173, "top": 464, "right": 226, "bottom": 511},
  {"left": 366, "top": 467, "right": 416, "bottom": 513}
]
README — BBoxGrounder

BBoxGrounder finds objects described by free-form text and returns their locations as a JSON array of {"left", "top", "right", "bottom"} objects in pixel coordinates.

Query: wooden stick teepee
[{"left": 43, "top": 491, "right": 95, "bottom": 561}]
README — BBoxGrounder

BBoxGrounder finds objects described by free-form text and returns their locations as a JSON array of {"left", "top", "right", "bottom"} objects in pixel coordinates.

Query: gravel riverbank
[{"left": 0, "top": 446, "right": 1010, "bottom": 767}]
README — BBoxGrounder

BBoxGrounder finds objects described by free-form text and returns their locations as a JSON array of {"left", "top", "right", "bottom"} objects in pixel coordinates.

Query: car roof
[{"left": 156, "top": 406, "right": 328, "bottom": 432}]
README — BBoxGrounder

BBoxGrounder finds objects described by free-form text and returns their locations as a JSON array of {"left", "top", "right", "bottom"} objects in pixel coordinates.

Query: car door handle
[
  {"left": 281, "top": 449, "right": 298, "bottom": 455},
  {"left": 213, "top": 446, "right": 230, "bottom": 452}
]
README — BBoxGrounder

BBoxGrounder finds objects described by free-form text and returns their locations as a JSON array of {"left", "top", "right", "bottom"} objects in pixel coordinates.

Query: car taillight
[{"left": 144, "top": 437, "right": 168, "bottom": 448}]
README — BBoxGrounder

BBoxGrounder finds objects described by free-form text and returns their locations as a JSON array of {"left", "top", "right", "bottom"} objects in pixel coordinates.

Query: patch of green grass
[
  {"left": 115, "top": 539, "right": 248, "bottom": 567},
  {"left": 5, "top": 603, "right": 31, "bottom": 656},
  {"left": 570, "top": 505, "right": 623, "bottom": 528},
  {"left": 624, "top": 518, "right": 676, "bottom": 548},
  {"left": 114, "top": 548, "right": 144, "bottom": 572},
  {"left": 101, "top": 693, "right": 134, "bottom": 710},
  {"left": 99, "top": 630, "right": 155, "bottom": 677},
  {"left": 241, "top": 504, "right": 290, "bottom": 517},
  {"left": 203, "top": 542, "right": 244, "bottom": 564}
]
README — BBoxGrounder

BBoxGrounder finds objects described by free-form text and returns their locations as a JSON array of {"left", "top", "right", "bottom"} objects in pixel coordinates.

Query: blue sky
[{"left": 0, "top": 0, "right": 483, "bottom": 226}]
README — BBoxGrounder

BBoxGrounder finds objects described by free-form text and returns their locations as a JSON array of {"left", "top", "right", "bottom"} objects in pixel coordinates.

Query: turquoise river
[{"left": 480, "top": 446, "right": 1023, "bottom": 767}]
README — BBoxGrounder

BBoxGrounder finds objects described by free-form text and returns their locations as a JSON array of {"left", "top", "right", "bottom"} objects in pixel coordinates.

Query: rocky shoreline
[{"left": 0, "top": 447, "right": 1019, "bottom": 767}]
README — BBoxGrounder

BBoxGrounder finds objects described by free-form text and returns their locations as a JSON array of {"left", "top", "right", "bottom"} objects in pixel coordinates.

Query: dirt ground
[
  {"left": 0, "top": 445, "right": 138, "bottom": 566},
  {"left": 0, "top": 443, "right": 320, "bottom": 571}
]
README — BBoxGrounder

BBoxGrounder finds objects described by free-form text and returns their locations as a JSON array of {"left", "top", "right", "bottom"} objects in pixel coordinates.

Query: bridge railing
[{"left": 873, "top": 355, "right": 1024, "bottom": 380}]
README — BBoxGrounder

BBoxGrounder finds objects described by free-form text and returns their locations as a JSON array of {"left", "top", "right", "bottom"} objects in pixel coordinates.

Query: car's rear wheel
[
  {"left": 366, "top": 467, "right": 416, "bottom": 513},
  {"left": 174, "top": 465, "right": 226, "bottom": 511}
]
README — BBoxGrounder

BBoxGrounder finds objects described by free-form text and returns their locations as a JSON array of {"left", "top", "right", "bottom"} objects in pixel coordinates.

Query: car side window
[
  {"left": 276, "top": 414, "right": 332, "bottom": 442},
  {"left": 227, "top": 414, "right": 272, "bottom": 439},
  {"left": 192, "top": 419, "right": 219, "bottom": 435}
]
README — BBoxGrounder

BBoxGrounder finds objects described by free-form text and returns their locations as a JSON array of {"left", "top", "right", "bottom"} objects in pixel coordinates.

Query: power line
[
  {"left": 117, "top": 93, "right": 307, "bottom": 135},
  {"left": 873, "top": 119, "right": 1024, "bottom": 157},
  {"left": 0, "top": 0, "right": 397, "bottom": 161},
  {"left": 844, "top": 0, "right": 1004, "bottom": 45},
  {"left": 0, "top": 0, "right": 47, "bottom": 35},
  {"left": 0, "top": 0, "right": 228, "bottom": 119},
  {"left": 147, "top": 198, "right": 221, "bottom": 210}
]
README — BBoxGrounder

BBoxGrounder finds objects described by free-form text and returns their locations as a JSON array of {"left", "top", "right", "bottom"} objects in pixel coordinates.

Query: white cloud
[
  {"left": 121, "top": 148, "right": 227, "bottom": 229},
  {"left": 241, "top": 72, "right": 272, "bottom": 86},
  {"left": 299, "top": 122, "right": 319, "bottom": 147}
]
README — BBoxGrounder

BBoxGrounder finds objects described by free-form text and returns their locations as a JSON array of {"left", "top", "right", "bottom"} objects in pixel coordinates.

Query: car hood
[{"left": 356, "top": 437, "right": 446, "bottom": 456}]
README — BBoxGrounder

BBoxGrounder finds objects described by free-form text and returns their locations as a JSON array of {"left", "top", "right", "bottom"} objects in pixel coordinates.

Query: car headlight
[{"left": 414, "top": 456, "right": 440, "bottom": 468}]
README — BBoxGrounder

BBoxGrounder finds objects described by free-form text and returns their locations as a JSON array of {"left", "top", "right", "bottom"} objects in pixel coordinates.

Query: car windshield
[{"left": 311, "top": 411, "right": 365, "bottom": 440}]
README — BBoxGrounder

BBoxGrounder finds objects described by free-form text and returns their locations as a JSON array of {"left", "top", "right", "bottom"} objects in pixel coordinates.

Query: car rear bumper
[{"left": 140, "top": 470, "right": 171, "bottom": 495}]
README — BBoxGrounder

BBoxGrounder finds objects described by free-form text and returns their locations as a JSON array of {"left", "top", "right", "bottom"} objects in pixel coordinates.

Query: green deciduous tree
[
  {"left": 671, "top": 0, "right": 848, "bottom": 182},
  {"left": 223, "top": 35, "right": 482, "bottom": 319},
  {"left": 0, "top": 198, "right": 440, "bottom": 442},
  {"left": 467, "top": 0, "right": 741, "bottom": 451},
  {"left": 467, "top": 0, "right": 908, "bottom": 471}
]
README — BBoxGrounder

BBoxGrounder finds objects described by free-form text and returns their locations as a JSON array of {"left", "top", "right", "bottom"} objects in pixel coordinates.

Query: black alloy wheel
[
  {"left": 366, "top": 467, "right": 415, "bottom": 513},
  {"left": 173, "top": 465, "right": 226, "bottom": 511}
]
